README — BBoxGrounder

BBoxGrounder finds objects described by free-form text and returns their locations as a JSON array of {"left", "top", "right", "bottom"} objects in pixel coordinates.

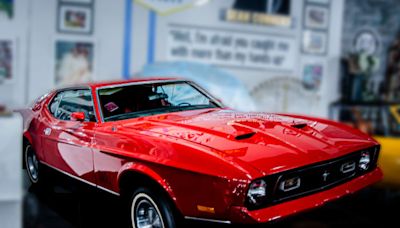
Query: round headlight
[
  {"left": 247, "top": 179, "right": 267, "bottom": 205},
  {"left": 359, "top": 152, "right": 371, "bottom": 171}
]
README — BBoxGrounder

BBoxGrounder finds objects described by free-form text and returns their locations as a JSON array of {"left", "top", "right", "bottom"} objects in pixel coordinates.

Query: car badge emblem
[{"left": 322, "top": 171, "right": 330, "bottom": 182}]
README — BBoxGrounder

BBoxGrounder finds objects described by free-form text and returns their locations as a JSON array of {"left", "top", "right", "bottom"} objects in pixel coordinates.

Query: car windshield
[{"left": 98, "top": 81, "right": 220, "bottom": 121}]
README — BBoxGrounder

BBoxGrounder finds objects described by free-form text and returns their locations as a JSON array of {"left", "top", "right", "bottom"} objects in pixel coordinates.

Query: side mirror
[{"left": 70, "top": 112, "right": 85, "bottom": 122}]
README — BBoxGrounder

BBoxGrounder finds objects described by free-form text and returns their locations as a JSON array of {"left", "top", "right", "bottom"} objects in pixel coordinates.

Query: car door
[{"left": 41, "top": 89, "right": 97, "bottom": 184}]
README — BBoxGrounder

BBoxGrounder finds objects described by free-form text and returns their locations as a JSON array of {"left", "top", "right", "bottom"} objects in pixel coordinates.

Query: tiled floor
[{"left": 23, "top": 168, "right": 400, "bottom": 228}]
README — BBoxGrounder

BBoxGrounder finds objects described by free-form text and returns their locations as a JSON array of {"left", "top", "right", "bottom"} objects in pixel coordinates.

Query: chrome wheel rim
[
  {"left": 26, "top": 145, "right": 39, "bottom": 182},
  {"left": 132, "top": 193, "right": 164, "bottom": 228}
]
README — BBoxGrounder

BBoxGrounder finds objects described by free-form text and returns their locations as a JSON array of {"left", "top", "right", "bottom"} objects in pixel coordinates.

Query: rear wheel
[
  {"left": 25, "top": 144, "right": 41, "bottom": 184},
  {"left": 129, "top": 187, "right": 177, "bottom": 228}
]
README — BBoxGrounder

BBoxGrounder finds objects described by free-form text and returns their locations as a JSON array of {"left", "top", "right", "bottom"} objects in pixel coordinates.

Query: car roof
[{"left": 56, "top": 77, "right": 183, "bottom": 91}]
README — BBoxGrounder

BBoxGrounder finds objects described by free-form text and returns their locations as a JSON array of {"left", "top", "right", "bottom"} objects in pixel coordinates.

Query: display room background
[{"left": 0, "top": 0, "right": 344, "bottom": 117}]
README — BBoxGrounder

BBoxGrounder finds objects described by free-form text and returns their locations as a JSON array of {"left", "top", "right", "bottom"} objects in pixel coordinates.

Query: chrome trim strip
[
  {"left": 184, "top": 216, "right": 231, "bottom": 224},
  {"left": 40, "top": 161, "right": 96, "bottom": 187},
  {"left": 40, "top": 161, "right": 120, "bottom": 196},
  {"left": 96, "top": 185, "right": 120, "bottom": 196},
  {"left": 96, "top": 79, "right": 182, "bottom": 90}
]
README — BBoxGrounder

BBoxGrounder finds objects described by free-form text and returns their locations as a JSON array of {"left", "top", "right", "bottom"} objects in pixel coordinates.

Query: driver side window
[{"left": 50, "top": 89, "right": 96, "bottom": 122}]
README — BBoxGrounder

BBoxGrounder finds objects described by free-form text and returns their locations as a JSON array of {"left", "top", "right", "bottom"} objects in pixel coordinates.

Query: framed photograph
[
  {"left": 302, "top": 62, "right": 323, "bottom": 91},
  {"left": 60, "top": 0, "right": 93, "bottom": 4},
  {"left": 58, "top": 4, "right": 93, "bottom": 34},
  {"left": 304, "top": 5, "right": 329, "bottom": 30},
  {"left": 0, "top": 39, "right": 14, "bottom": 84},
  {"left": 302, "top": 30, "right": 327, "bottom": 55},
  {"left": 55, "top": 40, "right": 94, "bottom": 86},
  {"left": 0, "top": 0, "right": 14, "bottom": 20}
]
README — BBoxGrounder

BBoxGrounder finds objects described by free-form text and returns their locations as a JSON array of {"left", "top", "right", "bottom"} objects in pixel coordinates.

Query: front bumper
[{"left": 229, "top": 167, "right": 382, "bottom": 224}]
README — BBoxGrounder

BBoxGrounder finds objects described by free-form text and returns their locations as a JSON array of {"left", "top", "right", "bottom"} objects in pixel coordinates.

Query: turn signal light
[{"left": 279, "top": 177, "right": 301, "bottom": 192}]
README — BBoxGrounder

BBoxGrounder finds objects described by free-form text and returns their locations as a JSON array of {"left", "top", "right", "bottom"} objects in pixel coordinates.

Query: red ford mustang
[{"left": 22, "top": 78, "right": 382, "bottom": 227}]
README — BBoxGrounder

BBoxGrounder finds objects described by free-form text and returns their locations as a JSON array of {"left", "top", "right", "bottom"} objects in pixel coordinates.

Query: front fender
[{"left": 117, "top": 162, "right": 177, "bottom": 201}]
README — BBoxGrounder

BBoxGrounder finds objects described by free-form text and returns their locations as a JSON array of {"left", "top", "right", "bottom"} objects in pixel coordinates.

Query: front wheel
[{"left": 129, "top": 187, "right": 177, "bottom": 228}]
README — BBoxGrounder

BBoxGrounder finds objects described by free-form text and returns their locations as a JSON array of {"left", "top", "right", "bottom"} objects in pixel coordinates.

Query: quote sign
[{"left": 167, "top": 24, "right": 296, "bottom": 71}]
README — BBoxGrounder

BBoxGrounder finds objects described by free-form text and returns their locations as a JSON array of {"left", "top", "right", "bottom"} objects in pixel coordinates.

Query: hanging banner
[
  {"left": 135, "top": 0, "right": 210, "bottom": 16},
  {"left": 167, "top": 24, "right": 296, "bottom": 72}
]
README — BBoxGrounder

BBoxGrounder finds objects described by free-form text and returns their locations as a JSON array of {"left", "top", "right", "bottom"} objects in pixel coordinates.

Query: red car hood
[{"left": 119, "top": 109, "right": 377, "bottom": 176}]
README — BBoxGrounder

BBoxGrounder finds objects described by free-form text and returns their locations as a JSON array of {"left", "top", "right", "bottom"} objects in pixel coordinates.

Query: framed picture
[
  {"left": 307, "top": 0, "right": 330, "bottom": 4},
  {"left": 0, "top": 39, "right": 14, "bottom": 84},
  {"left": 60, "top": 0, "right": 93, "bottom": 4},
  {"left": 304, "top": 5, "right": 329, "bottom": 30},
  {"left": 302, "top": 62, "right": 323, "bottom": 91},
  {"left": 55, "top": 40, "right": 94, "bottom": 86},
  {"left": 58, "top": 4, "right": 93, "bottom": 34},
  {"left": 353, "top": 29, "right": 380, "bottom": 55},
  {"left": 0, "top": 0, "right": 13, "bottom": 20},
  {"left": 302, "top": 30, "right": 327, "bottom": 55}
]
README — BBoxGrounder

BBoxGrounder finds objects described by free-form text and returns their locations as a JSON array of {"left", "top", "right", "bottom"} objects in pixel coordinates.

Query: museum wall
[
  {"left": 0, "top": 0, "right": 125, "bottom": 108},
  {"left": 0, "top": 0, "right": 29, "bottom": 108},
  {"left": 0, "top": 0, "right": 344, "bottom": 117},
  {"left": 131, "top": 0, "right": 345, "bottom": 116},
  {"left": 26, "top": 0, "right": 125, "bottom": 103}
]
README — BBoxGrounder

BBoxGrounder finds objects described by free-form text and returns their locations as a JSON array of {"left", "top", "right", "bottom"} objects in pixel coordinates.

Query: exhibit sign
[
  {"left": 167, "top": 24, "right": 296, "bottom": 71},
  {"left": 135, "top": 0, "right": 210, "bottom": 16},
  {"left": 223, "top": 9, "right": 291, "bottom": 27}
]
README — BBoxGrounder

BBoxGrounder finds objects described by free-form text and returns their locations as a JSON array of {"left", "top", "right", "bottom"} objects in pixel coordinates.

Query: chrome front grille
[{"left": 246, "top": 146, "right": 380, "bottom": 210}]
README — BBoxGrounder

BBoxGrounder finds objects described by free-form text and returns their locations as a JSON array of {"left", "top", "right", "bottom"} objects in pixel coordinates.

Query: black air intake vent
[
  {"left": 235, "top": 132, "right": 256, "bottom": 140},
  {"left": 291, "top": 123, "right": 307, "bottom": 129}
]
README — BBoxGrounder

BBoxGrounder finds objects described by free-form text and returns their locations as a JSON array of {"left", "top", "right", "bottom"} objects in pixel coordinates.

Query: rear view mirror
[{"left": 70, "top": 112, "right": 85, "bottom": 122}]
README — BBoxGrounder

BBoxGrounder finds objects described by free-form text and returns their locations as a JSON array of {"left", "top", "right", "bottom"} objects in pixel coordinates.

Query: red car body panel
[{"left": 22, "top": 78, "right": 382, "bottom": 224}]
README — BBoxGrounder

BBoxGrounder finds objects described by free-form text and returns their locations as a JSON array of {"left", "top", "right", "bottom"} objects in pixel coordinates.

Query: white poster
[{"left": 167, "top": 24, "right": 296, "bottom": 71}]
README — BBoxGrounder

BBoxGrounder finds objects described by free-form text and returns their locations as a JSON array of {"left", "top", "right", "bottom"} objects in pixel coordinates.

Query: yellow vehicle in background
[
  {"left": 375, "top": 136, "right": 400, "bottom": 187},
  {"left": 375, "top": 106, "right": 400, "bottom": 187},
  {"left": 330, "top": 103, "right": 400, "bottom": 187}
]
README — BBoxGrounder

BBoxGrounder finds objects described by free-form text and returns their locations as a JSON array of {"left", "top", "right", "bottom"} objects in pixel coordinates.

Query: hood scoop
[
  {"left": 235, "top": 132, "right": 256, "bottom": 140},
  {"left": 291, "top": 123, "right": 308, "bottom": 129}
]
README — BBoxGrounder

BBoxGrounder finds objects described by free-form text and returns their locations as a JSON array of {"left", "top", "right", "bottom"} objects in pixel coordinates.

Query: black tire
[
  {"left": 128, "top": 187, "right": 177, "bottom": 228},
  {"left": 24, "top": 144, "right": 42, "bottom": 185}
]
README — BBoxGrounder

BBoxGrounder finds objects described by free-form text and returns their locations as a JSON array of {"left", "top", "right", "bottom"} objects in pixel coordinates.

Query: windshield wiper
[
  {"left": 174, "top": 104, "right": 214, "bottom": 111},
  {"left": 104, "top": 105, "right": 215, "bottom": 121},
  {"left": 104, "top": 107, "right": 175, "bottom": 121}
]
